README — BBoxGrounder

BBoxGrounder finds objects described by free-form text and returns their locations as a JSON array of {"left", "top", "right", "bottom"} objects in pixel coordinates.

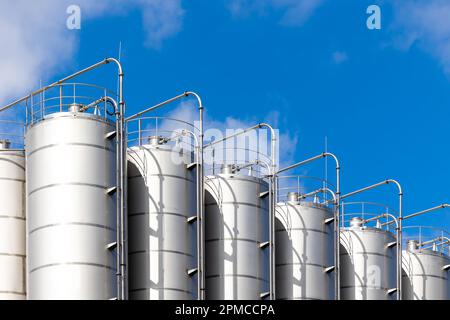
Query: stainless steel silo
[
  {"left": 275, "top": 192, "right": 335, "bottom": 300},
  {"left": 204, "top": 165, "right": 270, "bottom": 300},
  {"left": 0, "top": 140, "right": 26, "bottom": 300},
  {"left": 340, "top": 217, "right": 397, "bottom": 300},
  {"left": 127, "top": 136, "right": 197, "bottom": 300},
  {"left": 402, "top": 239, "right": 450, "bottom": 300},
  {"left": 26, "top": 111, "right": 117, "bottom": 300}
]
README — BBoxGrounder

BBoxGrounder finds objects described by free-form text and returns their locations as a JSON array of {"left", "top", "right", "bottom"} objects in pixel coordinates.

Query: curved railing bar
[
  {"left": 276, "top": 152, "right": 341, "bottom": 300},
  {"left": 383, "top": 204, "right": 450, "bottom": 226},
  {"left": 125, "top": 91, "right": 205, "bottom": 300},
  {"left": 298, "top": 187, "right": 337, "bottom": 205},
  {"left": 82, "top": 96, "right": 124, "bottom": 296},
  {"left": 341, "top": 179, "right": 403, "bottom": 300},
  {"left": 203, "top": 122, "right": 277, "bottom": 299},
  {"left": 0, "top": 58, "right": 123, "bottom": 113}
]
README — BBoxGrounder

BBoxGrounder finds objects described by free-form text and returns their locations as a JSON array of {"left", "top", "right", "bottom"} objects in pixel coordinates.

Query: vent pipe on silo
[{"left": 0, "top": 140, "right": 11, "bottom": 149}]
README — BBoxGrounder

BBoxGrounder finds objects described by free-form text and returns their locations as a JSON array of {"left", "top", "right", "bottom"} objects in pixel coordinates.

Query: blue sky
[{"left": 1, "top": 0, "right": 450, "bottom": 233}]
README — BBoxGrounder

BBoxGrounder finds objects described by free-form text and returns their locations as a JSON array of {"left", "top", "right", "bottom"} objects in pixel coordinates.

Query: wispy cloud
[
  {"left": 0, "top": 0, "right": 185, "bottom": 104},
  {"left": 227, "top": 0, "right": 325, "bottom": 26},
  {"left": 332, "top": 51, "right": 348, "bottom": 64},
  {"left": 140, "top": 0, "right": 185, "bottom": 49},
  {"left": 159, "top": 99, "right": 298, "bottom": 170},
  {"left": 391, "top": 0, "right": 450, "bottom": 74}
]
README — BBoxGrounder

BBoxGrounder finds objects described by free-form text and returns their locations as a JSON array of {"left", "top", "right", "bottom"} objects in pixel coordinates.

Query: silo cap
[
  {"left": 68, "top": 103, "right": 84, "bottom": 113},
  {"left": 350, "top": 217, "right": 364, "bottom": 228},
  {"left": 287, "top": 192, "right": 299, "bottom": 203},
  {"left": 408, "top": 240, "right": 419, "bottom": 252},
  {"left": 221, "top": 164, "right": 236, "bottom": 174},
  {"left": 148, "top": 135, "right": 168, "bottom": 146}
]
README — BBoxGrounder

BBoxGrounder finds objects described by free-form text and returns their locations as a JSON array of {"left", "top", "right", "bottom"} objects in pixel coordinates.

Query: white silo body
[
  {"left": 275, "top": 193, "right": 335, "bottom": 300},
  {"left": 204, "top": 166, "right": 270, "bottom": 300},
  {"left": 402, "top": 240, "right": 450, "bottom": 300},
  {"left": 26, "top": 112, "right": 117, "bottom": 300},
  {"left": 0, "top": 142, "right": 26, "bottom": 299},
  {"left": 340, "top": 217, "right": 397, "bottom": 300},
  {"left": 127, "top": 138, "right": 197, "bottom": 300}
]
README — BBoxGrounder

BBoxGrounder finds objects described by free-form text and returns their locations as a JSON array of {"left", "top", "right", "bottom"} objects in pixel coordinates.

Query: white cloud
[
  {"left": 392, "top": 0, "right": 450, "bottom": 74},
  {"left": 332, "top": 51, "right": 348, "bottom": 64},
  {"left": 139, "top": 0, "right": 185, "bottom": 49},
  {"left": 0, "top": 1, "right": 76, "bottom": 103},
  {"left": 227, "top": 0, "right": 325, "bottom": 26},
  {"left": 0, "top": 0, "right": 185, "bottom": 105}
]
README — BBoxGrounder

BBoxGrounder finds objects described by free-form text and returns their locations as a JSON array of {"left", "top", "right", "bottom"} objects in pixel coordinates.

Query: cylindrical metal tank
[
  {"left": 26, "top": 112, "right": 117, "bottom": 300},
  {"left": 340, "top": 217, "right": 397, "bottom": 300},
  {"left": 204, "top": 165, "right": 270, "bottom": 300},
  {"left": 275, "top": 192, "right": 335, "bottom": 300},
  {"left": 402, "top": 240, "right": 450, "bottom": 300},
  {"left": 0, "top": 141, "right": 26, "bottom": 300},
  {"left": 127, "top": 136, "right": 197, "bottom": 300}
]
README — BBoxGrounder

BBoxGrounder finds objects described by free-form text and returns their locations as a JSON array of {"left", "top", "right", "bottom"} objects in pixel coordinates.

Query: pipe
[
  {"left": 171, "top": 128, "right": 202, "bottom": 299},
  {"left": 186, "top": 92, "right": 205, "bottom": 301},
  {"left": 86, "top": 96, "right": 121, "bottom": 297},
  {"left": 389, "top": 204, "right": 450, "bottom": 224},
  {"left": 276, "top": 152, "right": 341, "bottom": 300},
  {"left": 204, "top": 122, "right": 277, "bottom": 299},
  {"left": 185, "top": 131, "right": 201, "bottom": 299},
  {"left": 341, "top": 179, "right": 403, "bottom": 300},
  {"left": 125, "top": 93, "right": 186, "bottom": 122},
  {"left": 0, "top": 58, "right": 122, "bottom": 114},
  {"left": 125, "top": 91, "right": 204, "bottom": 300},
  {"left": 298, "top": 187, "right": 337, "bottom": 204},
  {"left": 366, "top": 213, "right": 401, "bottom": 298},
  {"left": 420, "top": 236, "right": 450, "bottom": 251}
]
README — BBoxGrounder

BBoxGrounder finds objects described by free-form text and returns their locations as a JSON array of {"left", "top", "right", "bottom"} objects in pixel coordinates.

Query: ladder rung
[
  {"left": 324, "top": 217, "right": 335, "bottom": 225},
  {"left": 187, "top": 216, "right": 198, "bottom": 223},
  {"left": 106, "top": 242, "right": 117, "bottom": 250},
  {"left": 260, "top": 292, "right": 270, "bottom": 299},
  {"left": 387, "top": 288, "right": 398, "bottom": 295},
  {"left": 259, "top": 191, "right": 269, "bottom": 199},
  {"left": 324, "top": 266, "right": 335, "bottom": 273},
  {"left": 187, "top": 162, "right": 198, "bottom": 170},
  {"left": 259, "top": 241, "right": 270, "bottom": 249},
  {"left": 442, "top": 264, "right": 450, "bottom": 271},
  {"left": 387, "top": 241, "right": 397, "bottom": 248},
  {"left": 187, "top": 268, "right": 198, "bottom": 276},
  {"left": 106, "top": 186, "right": 118, "bottom": 195},
  {"left": 105, "top": 131, "right": 117, "bottom": 140}
]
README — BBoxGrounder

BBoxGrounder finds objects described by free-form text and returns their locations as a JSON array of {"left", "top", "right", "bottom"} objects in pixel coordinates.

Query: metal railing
[
  {"left": 204, "top": 146, "right": 272, "bottom": 179},
  {"left": 340, "top": 201, "right": 397, "bottom": 233},
  {"left": 25, "top": 82, "right": 118, "bottom": 126},
  {"left": 127, "top": 116, "right": 198, "bottom": 150},
  {"left": 276, "top": 175, "right": 336, "bottom": 206},
  {"left": 0, "top": 119, "right": 25, "bottom": 149},
  {"left": 403, "top": 226, "right": 450, "bottom": 256}
]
